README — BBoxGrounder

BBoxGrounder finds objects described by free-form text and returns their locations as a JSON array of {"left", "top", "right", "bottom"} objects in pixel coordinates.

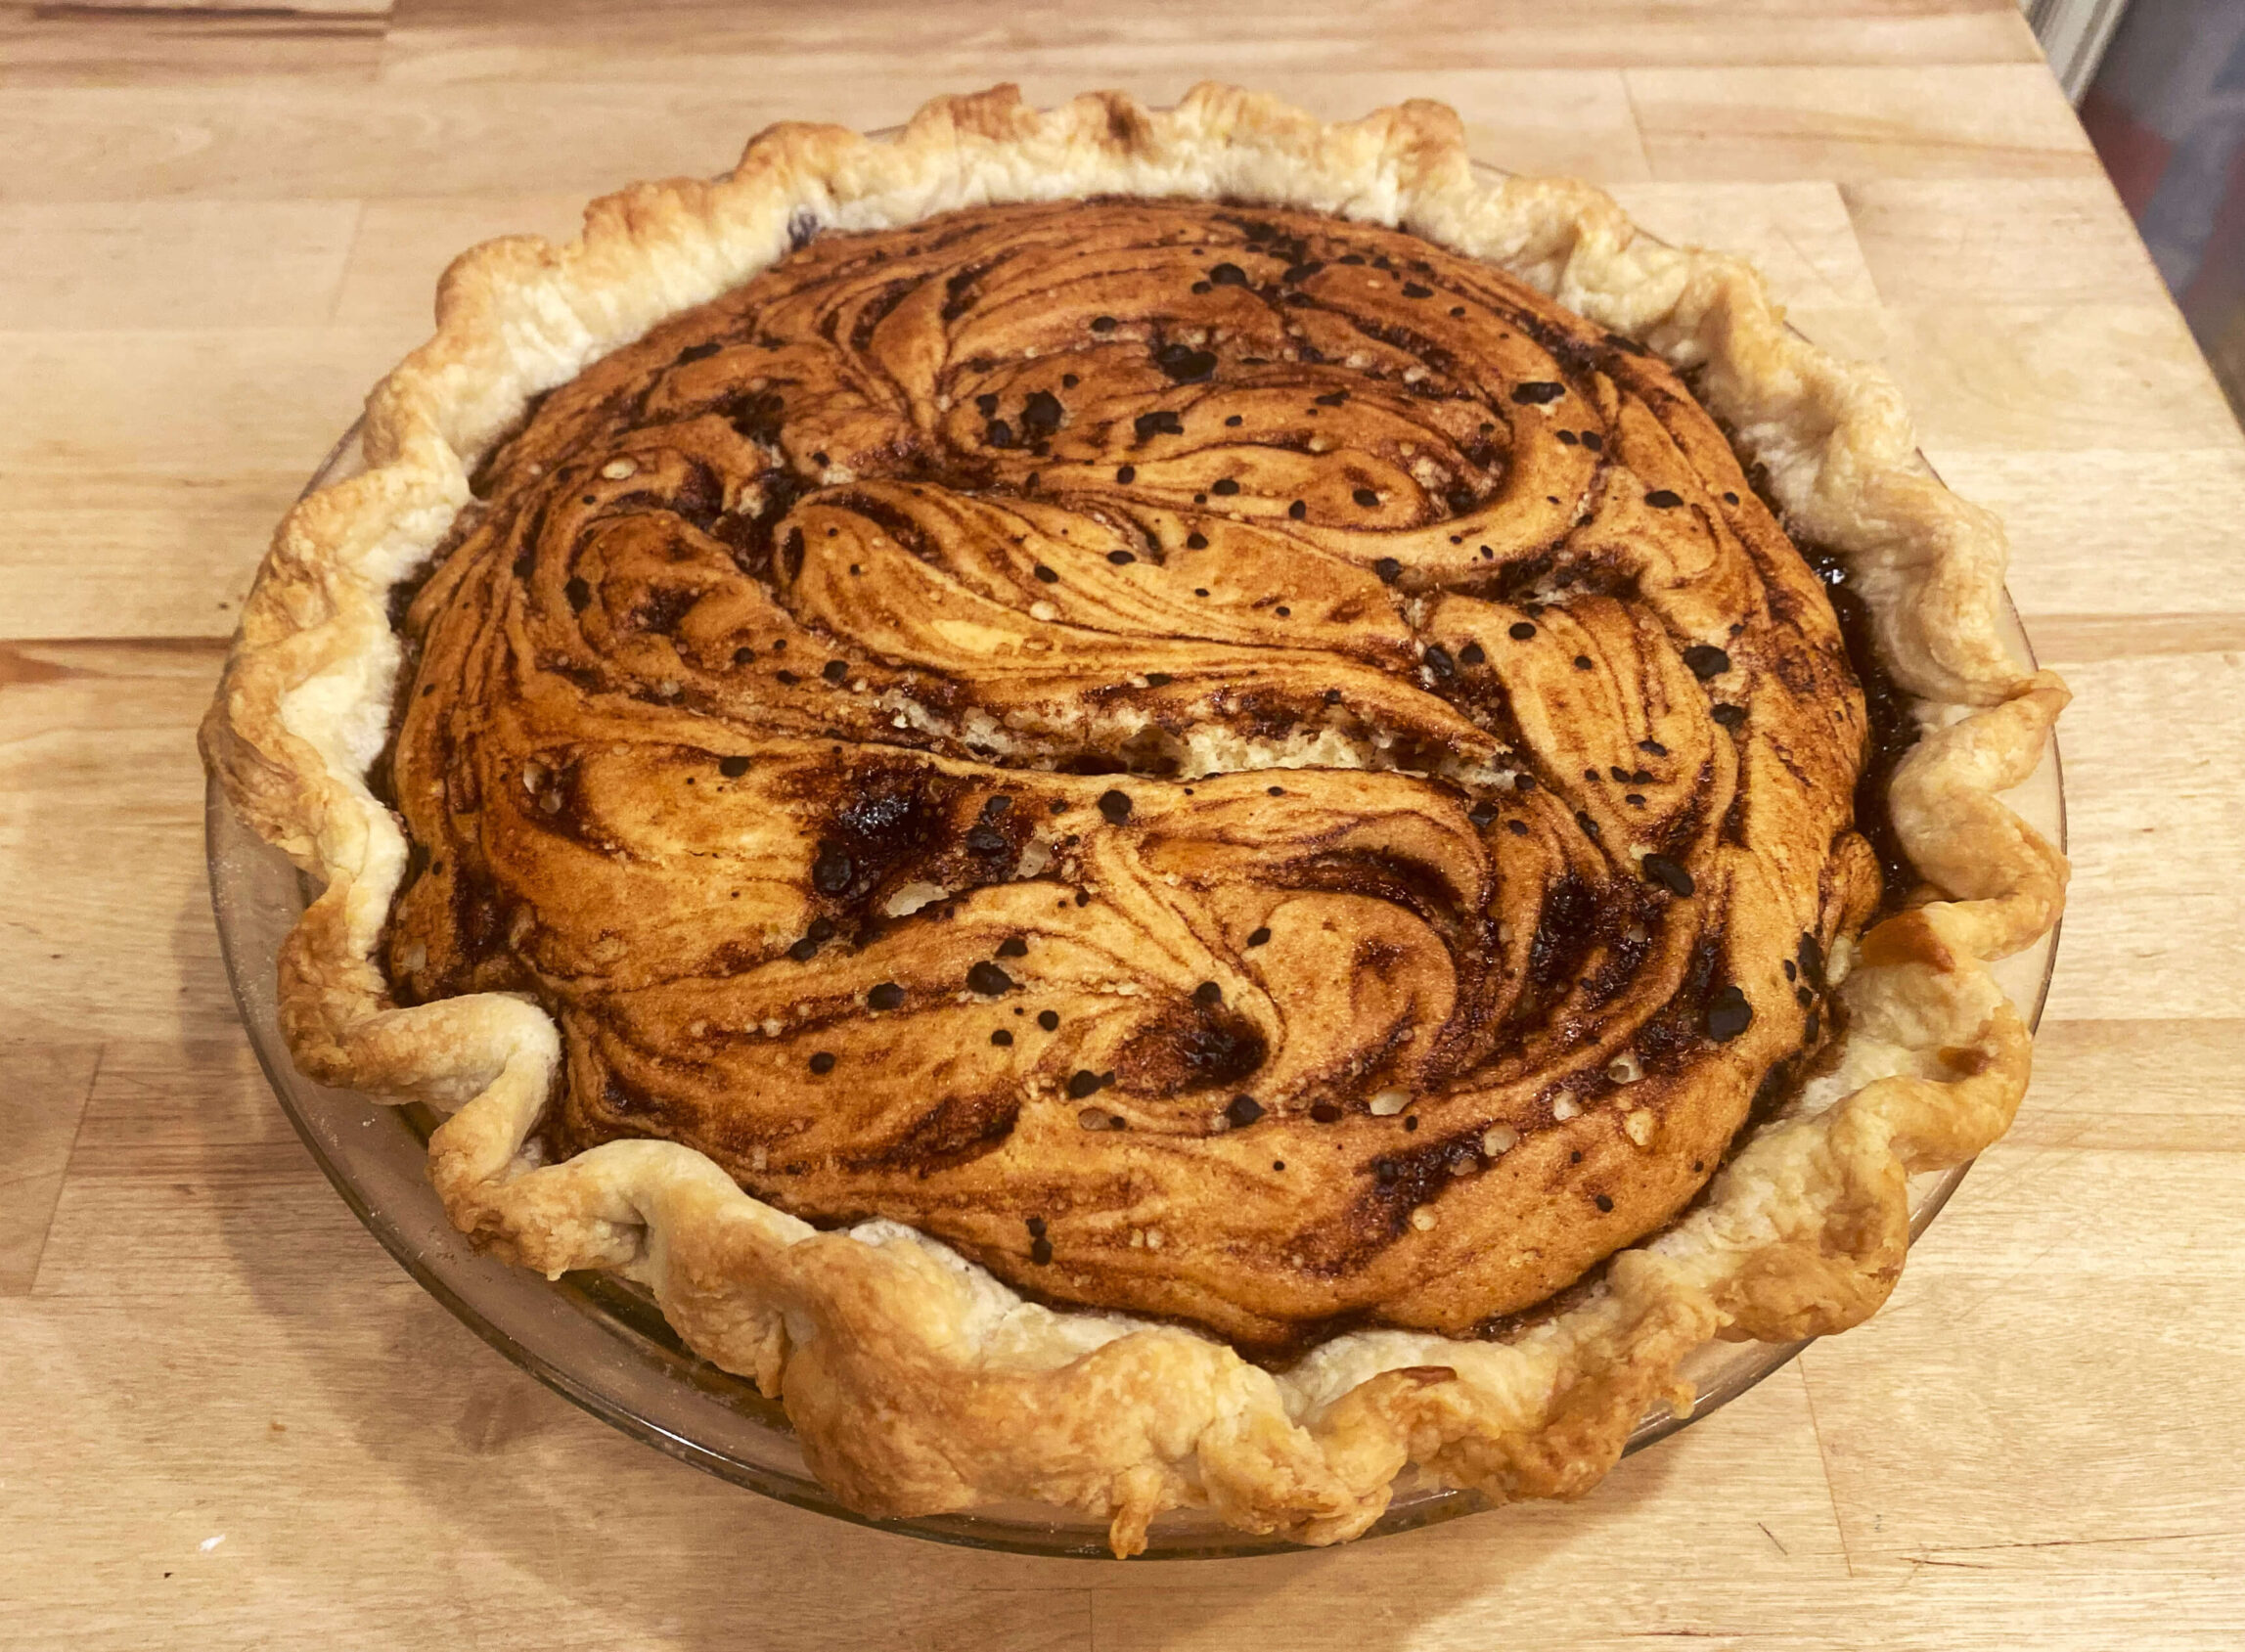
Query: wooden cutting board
[{"left": 4, "top": 3, "right": 2241, "bottom": 1645}]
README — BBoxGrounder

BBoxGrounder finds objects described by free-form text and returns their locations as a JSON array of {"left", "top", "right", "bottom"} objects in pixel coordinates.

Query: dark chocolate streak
[{"left": 377, "top": 199, "right": 1889, "bottom": 1356}]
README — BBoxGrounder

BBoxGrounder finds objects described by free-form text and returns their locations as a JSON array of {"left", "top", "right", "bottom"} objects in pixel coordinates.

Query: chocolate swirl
[{"left": 382, "top": 199, "right": 1883, "bottom": 1354}]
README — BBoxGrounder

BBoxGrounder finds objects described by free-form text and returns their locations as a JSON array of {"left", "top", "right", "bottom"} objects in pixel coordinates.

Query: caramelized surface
[{"left": 384, "top": 200, "right": 1882, "bottom": 1352}]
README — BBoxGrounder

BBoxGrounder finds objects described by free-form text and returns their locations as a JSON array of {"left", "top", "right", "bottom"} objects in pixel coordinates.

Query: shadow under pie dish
[{"left": 202, "top": 83, "right": 2070, "bottom": 1555}]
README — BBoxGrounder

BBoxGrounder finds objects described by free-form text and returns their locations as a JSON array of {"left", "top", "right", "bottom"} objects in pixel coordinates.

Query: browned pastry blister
[{"left": 203, "top": 83, "right": 2069, "bottom": 1555}]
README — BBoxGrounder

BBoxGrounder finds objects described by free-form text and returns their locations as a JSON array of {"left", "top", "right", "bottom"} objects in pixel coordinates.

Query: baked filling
[{"left": 382, "top": 198, "right": 1890, "bottom": 1355}]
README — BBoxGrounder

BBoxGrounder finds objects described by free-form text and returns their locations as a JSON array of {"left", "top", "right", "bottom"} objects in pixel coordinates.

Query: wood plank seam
[{"left": 21, "top": 1041, "right": 103, "bottom": 1297}]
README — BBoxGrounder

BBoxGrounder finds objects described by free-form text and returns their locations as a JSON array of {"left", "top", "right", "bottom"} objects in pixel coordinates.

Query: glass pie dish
[{"left": 207, "top": 178, "right": 2065, "bottom": 1555}]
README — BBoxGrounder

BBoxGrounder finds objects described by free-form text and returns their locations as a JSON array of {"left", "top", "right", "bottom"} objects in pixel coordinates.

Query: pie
[{"left": 202, "top": 83, "right": 2069, "bottom": 1554}]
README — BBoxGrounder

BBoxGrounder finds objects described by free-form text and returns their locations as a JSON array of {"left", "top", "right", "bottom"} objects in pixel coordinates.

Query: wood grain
[{"left": 2, "top": 6, "right": 2242, "bottom": 1647}]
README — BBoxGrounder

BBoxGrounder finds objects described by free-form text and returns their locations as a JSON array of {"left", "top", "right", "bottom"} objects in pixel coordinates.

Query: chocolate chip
[
  {"left": 1423, "top": 644, "right": 1456, "bottom": 678},
  {"left": 1097, "top": 789, "right": 1133, "bottom": 825},
  {"left": 808, "top": 1051, "right": 836, "bottom": 1075},
  {"left": 1513, "top": 774, "right": 1537, "bottom": 792},
  {"left": 1193, "top": 981, "right": 1223, "bottom": 1006},
  {"left": 1337, "top": 253, "right": 1366, "bottom": 266},
  {"left": 1324, "top": 688, "right": 1342, "bottom": 705},
  {"left": 1145, "top": 672, "right": 1173, "bottom": 687},
  {"left": 1106, "top": 550, "right": 1137, "bottom": 565},
  {"left": 997, "top": 936, "right": 1029, "bottom": 958},
  {"left": 812, "top": 842, "right": 853, "bottom": 894},
  {"left": 1246, "top": 926, "right": 1272, "bottom": 947},
  {"left": 1639, "top": 738, "right": 1667, "bottom": 756},
  {"left": 1133, "top": 410, "right": 1185, "bottom": 442},
  {"left": 1722, "top": 490, "right": 1739, "bottom": 505},
  {"left": 1026, "top": 1216, "right": 1046, "bottom": 1236},
  {"left": 718, "top": 755, "right": 751, "bottom": 778},
  {"left": 1508, "top": 621, "right": 1537, "bottom": 641},
  {"left": 1225, "top": 1094, "right": 1264, "bottom": 1128},
  {"left": 1574, "top": 654, "right": 1594, "bottom": 671},
  {"left": 1576, "top": 810, "right": 1600, "bottom": 840},
  {"left": 1063, "top": 374, "right": 1079, "bottom": 389},
  {"left": 1033, "top": 563, "right": 1058, "bottom": 584},
  {"left": 1460, "top": 642, "right": 1486, "bottom": 665},
  {"left": 1285, "top": 263, "right": 1325, "bottom": 285},
  {"left": 1641, "top": 853, "right": 1695, "bottom": 897},
  {"left": 1506, "top": 819, "right": 1530, "bottom": 836},
  {"left": 991, "top": 1028, "right": 1014, "bottom": 1047},
  {"left": 1373, "top": 557, "right": 1402, "bottom": 583},
  {"left": 1066, "top": 1069, "right": 1105, "bottom": 1099},
  {"left": 1511, "top": 381, "right": 1566, "bottom": 405},
  {"left": 1154, "top": 342, "right": 1218, "bottom": 383},
  {"left": 677, "top": 341, "right": 721, "bottom": 364},
  {"left": 1711, "top": 703, "right": 1747, "bottom": 729},
  {"left": 774, "top": 669, "right": 799, "bottom": 686},
  {"left": 733, "top": 646, "right": 755, "bottom": 664},
  {"left": 564, "top": 577, "right": 592, "bottom": 610},
  {"left": 1186, "top": 532, "right": 1209, "bottom": 550},
  {"left": 1355, "top": 488, "right": 1382, "bottom": 509},
  {"left": 965, "top": 825, "right": 1008, "bottom": 855},
  {"left": 1115, "top": 464, "right": 1137, "bottom": 484},
  {"left": 1289, "top": 499, "right": 1308, "bottom": 519},
  {"left": 1311, "top": 1102, "right": 1343, "bottom": 1123},
  {"left": 867, "top": 982, "right": 905, "bottom": 1011},
  {"left": 1644, "top": 489, "right": 1684, "bottom": 510},
  {"left": 1020, "top": 389, "right": 1064, "bottom": 436},
  {"left": 1450, "top": 304, "right": 1466, "bottom": 318},
  {"left": 1314, "top": 390, "right": 1349, "bottom": 407},
  {"left": 1038, "top": 1009, "right": 1060, "bottom": 1031},
  {"left": 787, "top": 938, "right": 819, "bottom": 962},
  {"left": 1798, "top": 932, "right": 1825, "bottom": 986},
  {"left": 1556, "top": 429, "right": 1580, "bottom": 446},
  {"left": 1212, "top": 477, "right": 1240, "bottom": 496},
  {"left": 1266, "top": 784, "right": 1284, "bottom": 796},
  {"left": 1373, "top": 1158, "right": 1399, "bottom": 1183},
  {"left": 1594, "top": 1194, "right": 1614, "bottom": 1213},
  {"left": 1030, "top": 1236, "right": 1055, "bottom": 1265},
  {"left": 985, "top": 419, "right": 1016, "bottom": 448},
  {"left": 1209, "top": 261, "right": 1248, "bottom": 287},
  {"left": 1468, "top": 802, "right": 1498, "bottom": 827},
  {"left": 1091, "top": 315, "right": 1116, "bottom": 333},
  {"left": 967, "top": 961, "right": 1015, "bottom": 996},
  {"left": 1805, "top": 1009, "right": 1820, "bottom": 1042},
  {"left": 1783, "top": 959, "right": 1798, "bottom": 982},
  {"left": 1580, "top": 432, "right": 1604, "bottom": 453},
  {"left": 1225, "top": 415, "right": 1243, "bottom": 426},
  {"left": 1796, "top": 985, "right": 1816, "bottom": 1009},
  {"left": 1191, "top": 280, "right": 1212, "bottom": 294},
  {"left": 1684, "top": 645, "right": 1731, "bottom": 679},
  {"left": 1706, "top": 985, "right": 1753, "bottom": 1043},
  {"left": 822, "top": 659, "right": 849, "bottom": 684},
  {"left": 1401, "top": 282, "right": 1433, "bottom": 298},
  {"left": 975, "top": 393, "right": 1000, "bottom": 418}
]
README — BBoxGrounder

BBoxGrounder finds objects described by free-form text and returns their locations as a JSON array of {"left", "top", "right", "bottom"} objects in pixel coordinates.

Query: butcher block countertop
[{"left": 4, "top": 3, "right": 2242, "bottom": 1646}]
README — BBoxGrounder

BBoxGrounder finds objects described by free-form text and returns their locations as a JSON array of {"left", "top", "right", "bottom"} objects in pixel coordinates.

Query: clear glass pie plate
[{"left": 208, "top": 315, "right": 2065, "bottom": 1562}]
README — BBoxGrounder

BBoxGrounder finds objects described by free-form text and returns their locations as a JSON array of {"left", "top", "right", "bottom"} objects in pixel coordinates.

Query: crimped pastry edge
[{"left": 200, "top": 81, "right": 2070, "bottom": 1556}]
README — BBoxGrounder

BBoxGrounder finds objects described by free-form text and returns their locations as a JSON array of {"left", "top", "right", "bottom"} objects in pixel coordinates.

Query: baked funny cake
[{"left": 203, "top": 83, "right": 2069, "bottom": 1553}]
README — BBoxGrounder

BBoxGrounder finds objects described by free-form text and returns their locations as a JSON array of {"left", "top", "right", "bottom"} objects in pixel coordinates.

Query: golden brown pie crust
[{"left": 202, "top": 83, "right": 2069, "bottom": 1554}]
